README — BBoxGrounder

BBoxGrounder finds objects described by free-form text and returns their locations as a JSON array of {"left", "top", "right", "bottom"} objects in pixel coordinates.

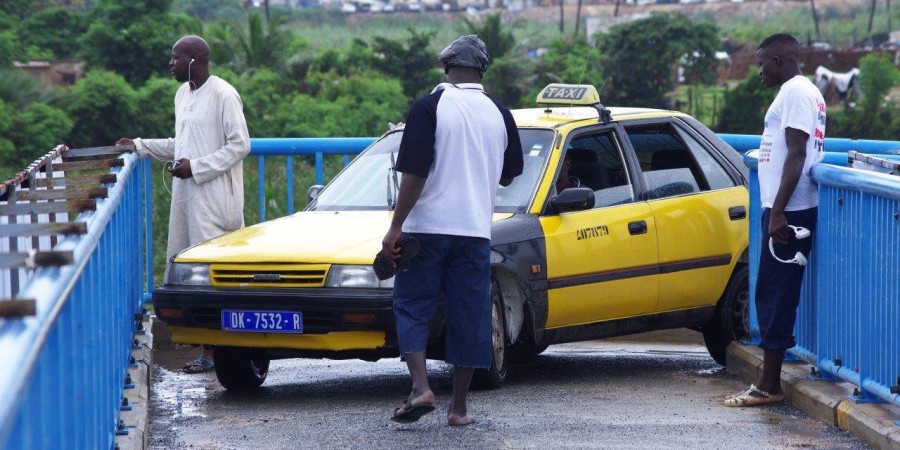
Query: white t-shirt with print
[{"left": 758, "top": 75, "right": 826, "bottom": 211}]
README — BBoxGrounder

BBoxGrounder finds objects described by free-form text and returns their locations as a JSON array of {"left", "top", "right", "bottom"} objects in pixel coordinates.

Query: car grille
[{"left": 210, "top": 263, "right": 330, "bottom": 288}]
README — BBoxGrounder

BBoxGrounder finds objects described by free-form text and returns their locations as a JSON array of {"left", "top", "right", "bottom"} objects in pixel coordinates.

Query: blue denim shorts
[
  {"left": 756, "top": 207, "right": 817, "bottom": 352},
  {"left": 392, "top": 233, "right": 492, "bottom": 369}
]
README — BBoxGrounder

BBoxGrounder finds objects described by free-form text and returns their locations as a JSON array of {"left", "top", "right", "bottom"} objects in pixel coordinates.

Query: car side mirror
[
  {"left": 307, "top": 185, "right": 324, "bottom": 203},
  {"left": 549, "top": 187, "right": 594, "bottom": 214}
]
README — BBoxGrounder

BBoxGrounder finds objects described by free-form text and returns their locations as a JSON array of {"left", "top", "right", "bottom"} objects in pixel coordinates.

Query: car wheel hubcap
[{"left": 491, "top": 296, "right": 504, "bottom": 371}]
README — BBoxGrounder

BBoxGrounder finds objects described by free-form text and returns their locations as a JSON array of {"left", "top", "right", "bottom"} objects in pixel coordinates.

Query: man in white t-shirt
[
  {"left": 725, "top": 33, "right": 825, "bottom": 407},
  {"left": 379, "top": 35, "right": 523, "bottom": 426}
]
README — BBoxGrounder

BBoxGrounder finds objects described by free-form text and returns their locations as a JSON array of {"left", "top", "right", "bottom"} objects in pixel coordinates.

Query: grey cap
[{"left": 437, "top": 35, "right": 490, "bottom": 73}]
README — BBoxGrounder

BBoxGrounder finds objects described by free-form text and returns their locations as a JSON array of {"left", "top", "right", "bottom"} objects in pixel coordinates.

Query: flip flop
[
  {"left": 182, "top": 357, "right": 215, "bottom": 374},
  {"left": 373, "top": 237, "right": 420, "bottom": 280},
  {"left": 391, "top": 400, "right": 435, "bottom": 423},
  {"left": 390, "top": 390, "right": 435, "bottom": 423},
  {"left": 723, "top": 384, "right": 784, "bottom": 407}
]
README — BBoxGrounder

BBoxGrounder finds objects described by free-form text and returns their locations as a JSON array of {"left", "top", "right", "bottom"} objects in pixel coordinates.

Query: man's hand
[
  {"left": 116, "top": 138, "right": 134, "bottom": 146},
  {"left": 168, "top": 158, "right": 193, "bottom": 179},
  {"left": 768, "top": 210, "right": 791, "bottom": 245},
  {"left": 380, "top": 226, "right": 402, "bottom": 266}
]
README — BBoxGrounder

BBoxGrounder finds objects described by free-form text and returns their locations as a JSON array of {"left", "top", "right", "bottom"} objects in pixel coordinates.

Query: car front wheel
[
  {"left": 471, "top": 281, "right": 508, "bottom": 390},
  {"left": 702, "top": 265, "right": 750, "bottom": 365},
  {"left": 213, "top": 346, "right": 270, "bottom": 390}
]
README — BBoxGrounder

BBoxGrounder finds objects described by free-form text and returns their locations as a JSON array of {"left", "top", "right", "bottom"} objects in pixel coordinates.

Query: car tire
[
  {"left": 213, "top": 346, "right": 270, "bottom": 390},
  {"left": 471, "top": 281, "right": 508, "bottom": 390},
  {"left": 702, "top": 265, "right": 750, "bottom": 365}
]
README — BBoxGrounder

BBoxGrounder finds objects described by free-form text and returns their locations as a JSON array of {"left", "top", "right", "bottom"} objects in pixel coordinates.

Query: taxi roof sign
[{"left": 536, "top": 84, "right": 600, "bottom": 106}]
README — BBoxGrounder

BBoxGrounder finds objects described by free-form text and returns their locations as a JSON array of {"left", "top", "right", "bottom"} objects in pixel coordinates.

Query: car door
[
  {"left": 622, "top": 120, "right": 747, "bottom": 313},
  {"left": 540, "top": 127, "right": 660, "bottom": 329}
]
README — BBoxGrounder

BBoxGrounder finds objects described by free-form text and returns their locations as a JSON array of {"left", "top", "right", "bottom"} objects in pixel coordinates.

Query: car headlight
[
  {"left": 325, "top": 265, "right": 394, "bottom": 288},
  {"left": 165, "top": 263, "right": 211, "bottom": 286}
]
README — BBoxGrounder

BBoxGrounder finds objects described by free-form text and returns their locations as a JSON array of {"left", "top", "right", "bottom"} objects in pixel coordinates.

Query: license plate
[{"left": 221, "top": 310, "right": 303, "bottom": 333}]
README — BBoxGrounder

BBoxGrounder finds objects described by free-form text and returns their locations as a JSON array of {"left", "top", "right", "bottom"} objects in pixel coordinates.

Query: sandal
[
  {"left": 182, "top": 357, "right": 215, "bottom": 374},
  {"left": 723, "top": 384, "right": 784, "bottom": 407},
  {"left": 390, "top": 390, "right": 435, "bottom": 423}
]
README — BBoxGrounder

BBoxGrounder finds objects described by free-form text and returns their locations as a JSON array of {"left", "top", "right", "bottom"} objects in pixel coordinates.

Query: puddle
[
  {"left": 154, "top": 367, "right": 210, "bottom": 419},
  {"left": 697, "top": 367, "right": 727, "bottom": 376}
]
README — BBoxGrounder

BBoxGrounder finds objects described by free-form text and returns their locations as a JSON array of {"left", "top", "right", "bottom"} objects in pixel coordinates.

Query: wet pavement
[{"left": 149, "top": 330, "right": 867, "bottom": 449}]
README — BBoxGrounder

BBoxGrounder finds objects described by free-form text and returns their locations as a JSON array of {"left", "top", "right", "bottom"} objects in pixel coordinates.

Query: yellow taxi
[{"left": 153, "top": 84, "right": 750, "bottom": 390}]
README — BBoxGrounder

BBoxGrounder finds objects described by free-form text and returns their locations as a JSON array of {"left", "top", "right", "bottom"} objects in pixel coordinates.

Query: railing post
[
  {"left": 143, "top": 158, "right": 153, "bottom": 301},
  {"left": 286, "top": 155, "right": 294, "bottom": 214},
  {"left": 257, "top": 156, "right": 266, "bottom": 222},
  {"left": 315, "top": 151, "right": 324, "bottom": 185}
]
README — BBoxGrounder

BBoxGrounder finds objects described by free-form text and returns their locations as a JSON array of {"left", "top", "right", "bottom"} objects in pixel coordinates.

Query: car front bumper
[{"left": 152, "top": 286, "right": 396, "bottom": 351}]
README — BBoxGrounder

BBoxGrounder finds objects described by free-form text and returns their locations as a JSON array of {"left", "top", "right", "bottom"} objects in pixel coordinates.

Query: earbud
[{"left": 190, "top": 58, "right": 195, "bottom": 64}]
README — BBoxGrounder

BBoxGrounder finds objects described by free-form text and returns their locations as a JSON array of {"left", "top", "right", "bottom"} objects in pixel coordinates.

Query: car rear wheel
[
  {"left": 213, "top": 346, "right": 270, "bottom": 390},
  {"left": 471, "top": 281, "right": 508, "bottom": 390},
  {"left": 702, "top": 265, "right": 750, "bottom": 365}
]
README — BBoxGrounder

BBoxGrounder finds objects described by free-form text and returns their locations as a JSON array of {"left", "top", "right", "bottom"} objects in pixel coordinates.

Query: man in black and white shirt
[{"left": 380, "top": 35, "right": 523, "bottom": 426}]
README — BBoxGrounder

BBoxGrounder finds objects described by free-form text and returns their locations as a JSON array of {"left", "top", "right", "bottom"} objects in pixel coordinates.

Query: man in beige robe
[{"left": 118, "top": 35, "right": 250, "bottom": 373}]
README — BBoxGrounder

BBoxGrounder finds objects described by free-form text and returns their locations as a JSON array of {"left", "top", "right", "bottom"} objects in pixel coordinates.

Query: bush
[
  {"left": 65, "top": 71, "right": 138, "bottom": 148},
  {"left": 715, "top": 71, "right": 775, "bottom": 134}
]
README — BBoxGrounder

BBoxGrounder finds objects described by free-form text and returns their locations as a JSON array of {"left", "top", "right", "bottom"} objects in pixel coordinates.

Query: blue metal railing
[
  {"left": 743, "top": 149, "right": 900, "bottom": 407},
  {"left": 0, "top": 153, "right": 147, "bottom": 448},
  {"left": 1, "top": 132, "right": 897, "bottom": 450}
]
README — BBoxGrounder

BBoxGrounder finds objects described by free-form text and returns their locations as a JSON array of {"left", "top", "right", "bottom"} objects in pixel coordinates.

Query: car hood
[{"left": 175, "top": 211, "right": 514, "bottom": 265}]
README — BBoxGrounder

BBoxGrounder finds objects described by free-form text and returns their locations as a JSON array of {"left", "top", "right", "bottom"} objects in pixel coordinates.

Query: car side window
[
  {"left": 675, "top": 127, "right": 736, "bottom": 190},
  {"left": 562, "top": 131, "right": 635, "bottom": 208},
  {"left": 625, "top": 124, "right": 712, "bottom": 200}
]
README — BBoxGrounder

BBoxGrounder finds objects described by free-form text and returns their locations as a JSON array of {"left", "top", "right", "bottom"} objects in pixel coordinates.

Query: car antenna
[
  {"left": 568, "top": 44, "right": 597, "bottom": 113},
  {"left": 595, "top": 76, "right": 612, "bottom": 125}
]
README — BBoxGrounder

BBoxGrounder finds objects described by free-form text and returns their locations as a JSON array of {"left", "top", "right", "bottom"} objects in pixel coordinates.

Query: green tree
[
  {"left": 211, "top": 10, "right": 292, "bottom": 74},
  {"left": 5, "top": 102, "right": 73, "bottom": 167},
  {"left": 368, "top": 29, "right": 441, "bottom": 102},
  {"left": 276, "top": 73, "right": 407, "bottom": 138},
  {"left": 483, "top": 56, "right": 527, "bottom": 109},
  {"left": 18, "top": 7, "right": 87, "bottom": 60},
  {"left": 0, "top": 68, "right": 65, "bottom": 108},
  {"left": 857, "top": 53, "right": 899, "bottom": 113},
  {"left": 239, "top": 68, "right": 287, "bottom": 137},
  {"left": 715, "top": 71, "right": 775, "bottom": 134},
  {"left": 172, "top": 0, "right": 244, "bottom": 22},
  {"left": 529, "top": 37, "right": 604, "bottom": 102},
  {"left": 0, "top": 0, "right": 43, "bottom": 20},
  {"left": 135, "top": 76, "right": 180, "bottom": 139},
  {"left": 828, "top": 54, "right": 899, "bottom": 140},
  {"left": 598, "top": 13, "right": 718, "bottom": 108},
  {"left": 0, "top": 100, "right": 17, "bottom": 177},
  {"left": 65, "top": 70, "right": 138, "bottom": 148},
  {"left": 0, "top": 30, "right": 17, "bottom": 67},
  {"left": 79, "top": 0, "right": 199, "bottom": 86},
  {"left": 460, "top": 13, "right": 516, "bottom": 60}
]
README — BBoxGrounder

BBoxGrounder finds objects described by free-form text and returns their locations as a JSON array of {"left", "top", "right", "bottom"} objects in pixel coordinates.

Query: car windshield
[{"left": 309, "top": 129, "right": 555, "bottom": 213}]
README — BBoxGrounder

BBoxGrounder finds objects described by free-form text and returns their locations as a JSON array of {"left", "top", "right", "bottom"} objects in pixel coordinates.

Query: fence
[
  {"left": 743, "top": 147, "right": 900, "bottom": 407},
  {"left": 2, "top": 134, "right": 898, "bottom": 448},
  {"left": 0, "top": 145, "right": 147, "bottom": 448}
]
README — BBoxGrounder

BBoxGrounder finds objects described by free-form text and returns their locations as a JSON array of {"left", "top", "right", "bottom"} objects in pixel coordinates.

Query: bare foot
[{"left": 447, "top": 413, "right": 476, "bottom": 426}]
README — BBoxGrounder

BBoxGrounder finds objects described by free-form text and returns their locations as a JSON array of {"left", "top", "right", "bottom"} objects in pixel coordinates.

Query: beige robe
[{"left": 135, "top": 76, "right": 250, "bottom": 260}]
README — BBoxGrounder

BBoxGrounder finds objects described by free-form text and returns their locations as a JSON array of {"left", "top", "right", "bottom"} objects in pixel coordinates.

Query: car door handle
[
  {"left": 728, "top": 206, "right": 746, "bottom": 220},
  {"left": 628, "top": 220, "right": 647, "bottom": 235}
]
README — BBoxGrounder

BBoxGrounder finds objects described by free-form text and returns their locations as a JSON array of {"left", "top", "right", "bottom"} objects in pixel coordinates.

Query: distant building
[{"left": 12, "top": 60, "right": 85, "bottom": 87}]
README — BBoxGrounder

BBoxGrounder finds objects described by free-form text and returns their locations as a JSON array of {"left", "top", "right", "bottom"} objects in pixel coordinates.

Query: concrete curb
[
  {"left": 726, "top": 342, "right": 900, "bottom": 450},
  {"left": 115, "top": 315, "right": 156, "bottom": 450}
]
